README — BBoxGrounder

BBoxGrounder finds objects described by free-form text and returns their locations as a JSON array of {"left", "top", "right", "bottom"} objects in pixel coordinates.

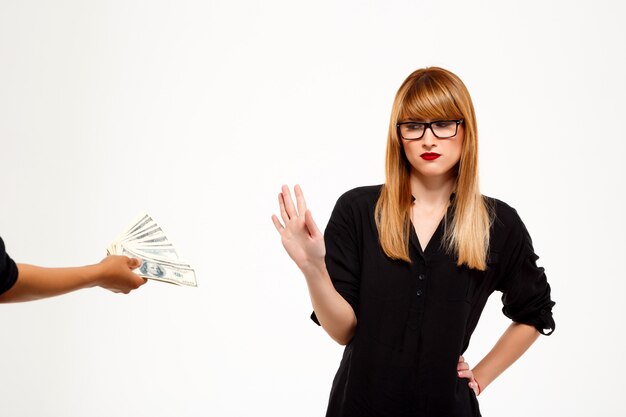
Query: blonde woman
[{"left": 272, "top": 67, "right": 555, "bottom": 416}]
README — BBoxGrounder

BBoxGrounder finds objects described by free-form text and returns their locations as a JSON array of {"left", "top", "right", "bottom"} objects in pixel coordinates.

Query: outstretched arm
[{"left": 0, "top": 255, "right": 147, "bottom": 303}]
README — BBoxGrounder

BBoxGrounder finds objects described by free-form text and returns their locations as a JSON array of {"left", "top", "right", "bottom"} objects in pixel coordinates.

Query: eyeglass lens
[{"left": 399, "top": 121, "right": 459, "bottom": 139}]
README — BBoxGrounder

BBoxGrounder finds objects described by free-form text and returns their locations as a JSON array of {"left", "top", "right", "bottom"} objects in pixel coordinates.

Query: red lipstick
[{"left": 420, "top": 152, "right": 441, "bottom": 160}]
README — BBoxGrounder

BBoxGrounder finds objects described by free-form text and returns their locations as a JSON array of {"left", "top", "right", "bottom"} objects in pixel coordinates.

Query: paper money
[{"left": 108, "top": 213, "right": 197, "bottom": 287}]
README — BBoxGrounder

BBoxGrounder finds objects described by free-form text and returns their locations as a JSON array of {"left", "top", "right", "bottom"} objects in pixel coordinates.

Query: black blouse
[
  {"left": 0, "top": 236, "right": 19, "bottom": 296},
  {"left": 310, "top": 185, "right": 555, "bottom": 417}
]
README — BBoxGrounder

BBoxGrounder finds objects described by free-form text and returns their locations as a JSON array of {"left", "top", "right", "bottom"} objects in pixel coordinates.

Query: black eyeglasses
[{"left": 396, "top": 119, "right": 464, "bottom": 140}]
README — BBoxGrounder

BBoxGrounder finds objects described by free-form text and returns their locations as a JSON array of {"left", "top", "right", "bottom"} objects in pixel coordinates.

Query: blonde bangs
[{"left": 397, "top": 76, "right": 463, "bottom": 123}]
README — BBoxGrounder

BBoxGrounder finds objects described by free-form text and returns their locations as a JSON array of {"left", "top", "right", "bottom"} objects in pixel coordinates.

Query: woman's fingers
[
  {"left": 294, "top": 184, "right": 307, "bottom": 216},
  {"left": 278, "top": 185, "right": 307, "bottom": 225},
  {"left": 457, "top": 368, "right": 480, "bottom": 394},
  {"left": 273, "top": 184, "right": 326, "bottom": 268},
  {"left": 271, "top": 214, "right": 284, "bottom": 233},
  {"left": 278, "top": 193, "right": 290, "bottom": 224},
  {"left": 468, "top": 381, "right": 480, "bottom": 396},
  {"left": 304, "top": 209, "right": 321, "bottom": 238},
  {"left": 281, "top": 185, "right": 298, "bottom": 219},
  {"left": 457, "top": 369, "right": 472, "bottom": 379},
  {"left": 457, "top": 356, "right": 479, "bottom": 395},
  {"left": 457, "top": 356, "right": 469, "bottom": 371},
  {"left": 275, "top": 185, "right": 312, "bottom": 235}
]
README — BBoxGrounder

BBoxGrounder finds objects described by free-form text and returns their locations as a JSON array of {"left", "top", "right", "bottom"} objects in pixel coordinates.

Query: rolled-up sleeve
[
  {"left": 311, "top": 194, "right": 361, "bottom": 325},
  {"left": 0, "top": 237, "right": 19, "bottom": 296},
  {"left": 496, "top": 210, "right": 556, "bottom": 335}
]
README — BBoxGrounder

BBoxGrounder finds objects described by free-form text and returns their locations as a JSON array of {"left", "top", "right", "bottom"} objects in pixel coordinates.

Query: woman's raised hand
[{"left": 272, "top": 184, "right": 326, "bottom": 271}]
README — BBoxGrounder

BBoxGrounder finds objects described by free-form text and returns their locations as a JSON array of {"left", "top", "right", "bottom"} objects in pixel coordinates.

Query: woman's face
[{"left": 400, "top": 120, "right": 464, "bottom": 178}]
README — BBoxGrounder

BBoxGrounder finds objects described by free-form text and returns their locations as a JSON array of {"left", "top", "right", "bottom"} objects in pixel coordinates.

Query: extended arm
[{"left": 0, "top": 256, "right": 146, "bottom": 303}]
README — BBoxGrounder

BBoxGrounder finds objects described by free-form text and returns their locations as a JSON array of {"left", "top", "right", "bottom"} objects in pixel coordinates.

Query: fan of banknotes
[{"left": 107, "top": 213, "right": 197, "bottom": 287}]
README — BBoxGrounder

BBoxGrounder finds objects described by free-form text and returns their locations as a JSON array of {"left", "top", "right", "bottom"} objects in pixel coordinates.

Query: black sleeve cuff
[
  {"left": 505, "top": 300, "right": 556, "bottom": 336},
  {"left": 0, "top": 253, "right": 19, "bottom": 296}
]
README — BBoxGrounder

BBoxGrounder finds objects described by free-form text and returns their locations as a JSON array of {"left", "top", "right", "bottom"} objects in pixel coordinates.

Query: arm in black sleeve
[
  {"left": 0, "top": 237, "right": 19, "bottom": 296},
  {"left": 311, "top": 193, "right": 361, "bottom": 325},
  {"left": 496, "top": 210, "right": 556, "bottom": 335}
]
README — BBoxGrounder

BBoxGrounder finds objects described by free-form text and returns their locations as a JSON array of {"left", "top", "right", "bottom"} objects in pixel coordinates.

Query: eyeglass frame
[{"left": 396, "top": 119, "right": 464, "bottom": 140}]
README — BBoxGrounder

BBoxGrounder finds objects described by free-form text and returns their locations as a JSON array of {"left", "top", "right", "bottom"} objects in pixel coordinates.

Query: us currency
[
  {"left": 121, "top": 246, "right": 197, "bottom": 287},
  {"left": 108, "top": 213, "right": 197, "bottom": 287}
]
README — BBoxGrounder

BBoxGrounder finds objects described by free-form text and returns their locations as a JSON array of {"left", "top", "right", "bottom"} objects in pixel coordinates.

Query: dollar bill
[
  {"left": 108, "top": 213, "right": 197, "bottom": 287},
  {"left": 121, "top": 247, "right": 197, "bottom": 287}
]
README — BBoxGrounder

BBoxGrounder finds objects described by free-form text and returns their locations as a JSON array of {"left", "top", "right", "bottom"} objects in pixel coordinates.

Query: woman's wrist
[
  {"left": 299, "top": 258, "right": 327, "bottom": 278},
  {"left": 471, "top": 367, "right": 485, "bottom": 396}
]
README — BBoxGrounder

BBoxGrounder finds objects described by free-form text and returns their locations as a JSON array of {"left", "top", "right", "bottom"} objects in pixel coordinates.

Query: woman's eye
[
  {"left": 434, "top": 122, "right": 453, "bottom": 128},
  {"left": 406, "top": 124, "right": 423, "bottom": 130}
]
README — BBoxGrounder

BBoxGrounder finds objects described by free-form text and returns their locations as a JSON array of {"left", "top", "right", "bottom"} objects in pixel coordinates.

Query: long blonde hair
[{"left": 374, "top": 67, "right": 493, "bottom": 270}]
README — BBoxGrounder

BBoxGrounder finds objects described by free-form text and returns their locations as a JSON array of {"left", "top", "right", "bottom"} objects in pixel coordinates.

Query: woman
[{"left": 272, "top": 67, "right": 555, "bottom": 416}]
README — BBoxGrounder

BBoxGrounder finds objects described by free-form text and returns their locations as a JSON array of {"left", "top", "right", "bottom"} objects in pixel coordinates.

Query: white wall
[{"left": 1, "top": 0, "right": 624, "bottom": 416}]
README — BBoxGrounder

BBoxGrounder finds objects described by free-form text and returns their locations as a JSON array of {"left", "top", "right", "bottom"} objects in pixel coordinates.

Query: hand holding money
[
  {"left": 93, "top": 255, "right": 147, "bottom": 293},
  {"left": 108, "top": 214, "right": 197, "bottom": 287},
  {"left": 0, "top": 256, "right": 147, "bottom": 302}
]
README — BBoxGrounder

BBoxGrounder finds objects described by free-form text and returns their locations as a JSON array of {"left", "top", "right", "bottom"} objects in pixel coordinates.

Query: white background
[{"left": 1, "top": 0, "right": 624, "bottom": 416}]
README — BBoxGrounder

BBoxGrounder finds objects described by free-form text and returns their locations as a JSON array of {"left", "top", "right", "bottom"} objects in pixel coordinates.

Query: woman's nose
[{"left": 422, "top": 129, "right": 437, "bottom": 147}]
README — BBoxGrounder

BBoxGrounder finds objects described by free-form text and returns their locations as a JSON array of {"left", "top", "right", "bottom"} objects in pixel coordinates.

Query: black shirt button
[
  {"left": 416, "top": 289, "right": 423, "bottom": 296},
  {"left": 418, "top": 274, "right": 426, "bottom": 280}
]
